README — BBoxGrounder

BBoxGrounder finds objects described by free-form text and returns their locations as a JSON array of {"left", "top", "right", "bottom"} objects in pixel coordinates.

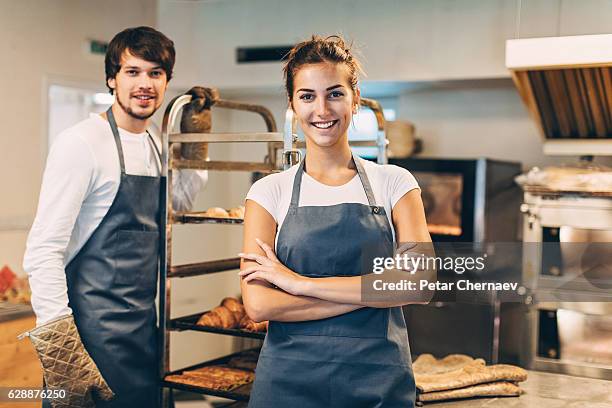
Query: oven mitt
[
  {"left": 416, "top": 381, "right": 522, "bottom": 404},
  {"left": 179, "top": 86, "right": 219, "bottom": 160},
  {"left": 18, "top": 315, "right": 114, "bottom": 408},
  {"left": 413, "top": 354, "right": 527, "bottom": 405}
]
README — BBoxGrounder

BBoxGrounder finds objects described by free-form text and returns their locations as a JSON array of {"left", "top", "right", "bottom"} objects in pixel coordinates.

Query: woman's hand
[{"left": 238, "top": 238, "right": 307, "bottom": 296}]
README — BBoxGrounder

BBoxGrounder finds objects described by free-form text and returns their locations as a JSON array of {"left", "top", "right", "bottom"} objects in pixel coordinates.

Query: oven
[
  {"left": 520, "top": 192, "right": 612, "bottom": 379},
  {"left": 507, "top": 34, "right": 612, "bottom": 379},
  {"left": 389, "top": 158, "right": 522, "bottom": 243},
  {"left": 390, "top": 157, "right": 526, "bottom": 364}
]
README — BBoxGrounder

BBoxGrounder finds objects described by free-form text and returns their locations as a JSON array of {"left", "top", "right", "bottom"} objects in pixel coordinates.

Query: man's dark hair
[{"left": 105, "top": 26, "right": 175, "bottom": 94}]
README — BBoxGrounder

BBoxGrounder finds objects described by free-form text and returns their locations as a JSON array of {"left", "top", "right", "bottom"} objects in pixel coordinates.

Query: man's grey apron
[
  {"left": 43, "top": 108, "right": 162, "bottom": 407},
  {"left": 248, "top": 154, "right": 416, "bottom": 408}
]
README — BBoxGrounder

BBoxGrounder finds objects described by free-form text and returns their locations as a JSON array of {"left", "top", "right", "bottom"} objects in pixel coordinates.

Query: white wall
[
  {"left": 159, "top": 0, "right": 612, "bottom": 89},
  {"left": 396, "top": 79, "right": 563, "bottom": 169}
]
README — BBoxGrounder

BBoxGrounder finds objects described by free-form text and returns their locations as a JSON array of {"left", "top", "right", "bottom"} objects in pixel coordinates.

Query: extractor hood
[{"left": 506, "top": 34, "right": 612, "bottom": 156}]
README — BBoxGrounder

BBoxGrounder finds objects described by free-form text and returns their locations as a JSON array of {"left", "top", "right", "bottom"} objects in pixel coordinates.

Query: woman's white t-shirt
[{"left": 246, "top": 157, "right": 420, "bottom": 245}]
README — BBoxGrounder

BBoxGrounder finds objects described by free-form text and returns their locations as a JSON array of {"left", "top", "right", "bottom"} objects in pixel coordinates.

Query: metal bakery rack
[{"left": 158, "top": 90, "right": 389, "bottom": 406}]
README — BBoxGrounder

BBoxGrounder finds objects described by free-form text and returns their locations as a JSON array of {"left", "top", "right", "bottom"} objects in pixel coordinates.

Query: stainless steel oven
[
  {"left": 507, "top": 34, "right": 612, "bottom": 379},
  {"left": 520, "top": 192, "right": 612, "bottom": 379},
  {"left": 390, "top": 158, "right": 526, "bottom": 364},
  {"left": 389, "top": 158, "right": 522, "bottom": 243}
]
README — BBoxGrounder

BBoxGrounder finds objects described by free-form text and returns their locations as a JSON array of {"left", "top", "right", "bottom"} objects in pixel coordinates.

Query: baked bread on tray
[
  {"left": 196, "top": 297, "right": 267, "bottom": 332},
  {"left": 165, "top": 366, "right": 254, "bottom": 391}
]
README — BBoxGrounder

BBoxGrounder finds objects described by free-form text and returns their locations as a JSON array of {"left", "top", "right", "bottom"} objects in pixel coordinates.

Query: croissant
[
  {"left": 197, "top": 312, "right": 222, "bottom": 327},
  {"left": 221, "top": 297, "right": 246, "bottom": 321},
  {"left": 211, "top": 306, "right": 238, "bottom": 329},
  {"left": 239, "top": 315, "right": 268, "bottom": 332},
  {"left": 197, "top": 297, "right": 264, "bottom": 331}
]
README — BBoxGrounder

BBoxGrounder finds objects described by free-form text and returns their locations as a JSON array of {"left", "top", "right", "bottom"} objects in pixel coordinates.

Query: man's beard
[{"left": 116, "top": 93, "right": 157, "bottom": 120}]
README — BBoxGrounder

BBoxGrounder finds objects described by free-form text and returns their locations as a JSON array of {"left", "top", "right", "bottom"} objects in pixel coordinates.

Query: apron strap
[
  {"left": 288, "top": 152, "right": 379, "bottom": 213},
  {"left": 288, "top": 158, "right": 306, "bottom": 214},
  {"left": 352, "top": 154, "right": 378, "bottom": 208},
  {"left": 106, "top": 108, "right": 126, "bottom": 174},
  {"left": 147, "top": 132, "right": 162, "bottom": 173}
]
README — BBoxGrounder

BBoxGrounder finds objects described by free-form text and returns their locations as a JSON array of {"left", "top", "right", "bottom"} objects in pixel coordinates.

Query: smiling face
[
  {"left": 291, "top": 62, "right": 360, "bottom": 148},
  {"left": 107, "top": 50, "right": 168, "bottom": 121}
]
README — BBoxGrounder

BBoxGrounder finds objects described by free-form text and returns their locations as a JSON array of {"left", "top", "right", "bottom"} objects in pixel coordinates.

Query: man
[{"left": 22, "top": 26, "right": 206, "bottom": 407}]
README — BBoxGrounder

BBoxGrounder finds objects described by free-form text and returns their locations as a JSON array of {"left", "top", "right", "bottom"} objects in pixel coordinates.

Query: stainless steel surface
[
  {"left": 213, "top": 98, "right": 277, "bottom": 133},
  {"left": 534, "top": 357, "right": 612, "bottom": 381},
  {"left": 158, "top": 90, "right": 303, "bottom": 406},
  {"left": 430, "top": 370, "right": 612, "bottom": 407},
  {"left": 172, "top": 159, "right": 277, "bottom": 172},
  {"left": 521, "top": 191, "right": 612, "bottom": 379},
  {"left": 169, "top": 132, "right": 283, "bottom": 143},
  {"left": 173, "top": 212, "right": 244, "bottom": 225},
  {"left": 169, "top": 258, "right": 241, "bottom": 278},
  {"left": 507, "top": 36, "right": 612, "bottom": 156},
  {"left": 294, "top": 140, "right": 383, "bottom": 148}
]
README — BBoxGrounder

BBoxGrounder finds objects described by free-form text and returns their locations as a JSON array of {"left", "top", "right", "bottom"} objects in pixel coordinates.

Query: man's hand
[{"left": 20, "top": 315, "right": 114, "bottom": 408}]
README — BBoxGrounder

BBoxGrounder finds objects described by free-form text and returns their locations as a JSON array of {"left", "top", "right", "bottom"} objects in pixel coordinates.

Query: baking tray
[
  {"left": 163, "top": 348, "right": 260, "bottom": 401},
  {"left": 171, "top": 312, "right": 266, "bottom": 340},
  {"left": 173, "top": 211, "right": 244, "bottom": 225},
  {"left": 169, "top": 258, "right": 241, "bottom": 278},
  {"left": 523, "top": 185, "right": 612, "bottom": 197}
]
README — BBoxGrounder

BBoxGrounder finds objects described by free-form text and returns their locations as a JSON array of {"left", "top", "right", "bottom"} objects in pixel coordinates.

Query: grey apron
[
  {"left": 248, "top": 154, "right": 416, "bottom": 408},
  {"left": 44, "top": 108, "right": 162, "bottom": 407}
]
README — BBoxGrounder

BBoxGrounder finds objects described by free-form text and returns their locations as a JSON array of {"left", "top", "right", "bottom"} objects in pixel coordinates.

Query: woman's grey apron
[
  {"left": 248, "top": 154, "right": 416, "bottom": 408},
  {"left": 44, "top": 108, "right": 162, "bottom": 407}
]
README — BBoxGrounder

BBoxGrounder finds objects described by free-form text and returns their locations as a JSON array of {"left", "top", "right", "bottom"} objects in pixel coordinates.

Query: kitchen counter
[
  {"left": 0, "top": 302, "right": 33, "bottom": 322},
  {"left": 429, "top": 370, "right": 612, "bottom": 407},
  {"left": 0, "top": 311, "right": 41, "bottom": 408}
]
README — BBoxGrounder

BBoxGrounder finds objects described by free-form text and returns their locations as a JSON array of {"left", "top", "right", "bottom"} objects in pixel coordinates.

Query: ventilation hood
[{"left": 506, "top": 34, "right": 612, "bottom": 156}]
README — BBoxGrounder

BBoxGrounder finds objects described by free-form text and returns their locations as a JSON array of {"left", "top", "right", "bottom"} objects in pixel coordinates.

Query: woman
[{"left": 239, "top": 35, "right": 432, "bottom": 407}]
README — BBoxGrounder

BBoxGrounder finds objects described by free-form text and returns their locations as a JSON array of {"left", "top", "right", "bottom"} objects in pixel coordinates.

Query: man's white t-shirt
[
  {"left": 246, "top": 157, "right": 420, "bottom": 246},
  {"left": 24, "top": 113, "right": 207, "bottom": 325}
]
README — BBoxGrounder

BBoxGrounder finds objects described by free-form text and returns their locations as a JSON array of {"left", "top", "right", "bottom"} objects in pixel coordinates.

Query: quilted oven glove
[
  {"left": 179, "top": 86, "right": 219, "bottom": 161},
  {"left": 18, "top": 315, "right": 114, "bottom": 408}
]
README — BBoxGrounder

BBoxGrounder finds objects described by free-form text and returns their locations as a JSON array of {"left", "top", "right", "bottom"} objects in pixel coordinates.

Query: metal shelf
[
  {"left": 163, "top": 348, "right": 260, "bottom": 402},
  {"left": 163, "top": 379, "right": 251, "bottom": 402},
  {"left": 218, "top": 402, "right": 248, "bottom": 408},
  {"left": 169, "top": 132, "right": 283, "bottom": 143},
  {"left": 169, "top": 258, "right": 240, "bottom": 278},
  {"left": 294, "top": 140, "right": 385, "bottom": 148},
  {"left": 159, "top": 91, "right": 389, "bottom": 407},
  {"left": 171, "top": 159, "right": 277, "bottom": 172},
  {"left": 160, "top": 91, "right": 287, "bottom": 408},
  {"left": 170, "top": 312, "right": 266, "bottom": 340},
  {"left": 173, "top": 212, "right": 244, "bottom": 225}
]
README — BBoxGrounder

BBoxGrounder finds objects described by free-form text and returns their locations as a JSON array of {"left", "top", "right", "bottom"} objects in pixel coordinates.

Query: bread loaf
[
  {"left": 228, "top": 205, "right": 245, "bottom": 219},
  {"left": 205, "top": 207, "right": 229, "bottom": 218},
  {"left": 165, "top": 365, "right": 254, "bottom": 391}
]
